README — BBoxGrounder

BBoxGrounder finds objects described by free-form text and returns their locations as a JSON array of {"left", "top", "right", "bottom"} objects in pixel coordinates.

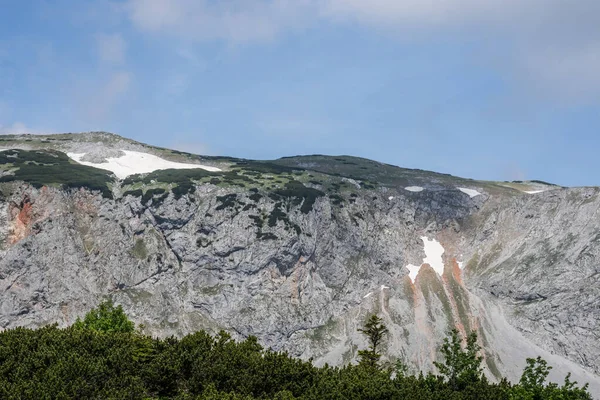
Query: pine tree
[{"left": 357, "top": 314, "right": 388, "bottom": 370}]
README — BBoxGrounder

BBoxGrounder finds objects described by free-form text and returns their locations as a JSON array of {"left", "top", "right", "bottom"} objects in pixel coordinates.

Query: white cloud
[
  {"left": 519, "top": 42, "right": 600, "bottom": 101},
  {"left": 0, "top": 122, "right": 49, "bottom": 135},
  {"left": 164, "top": 73, "right": 189, "bottom": 96},
  {"left": 81, "top": 32, "right": 132, "bottom": 122},
  {"left": 320, "top": 0, "right": 544, "bottom": 27},
  {"left": 96, "top": 33, "right": 127, "bottom": 65},
  {"left": 0, "top": 101, "right": 12, "bottom": 121},
  {"left": 126, "top": 0, "right": 314, "bottom": 43},
  {"left": 124, "top": 0, "right": 587, "bottom": 40},
  {"left": 81, "top": 71, "right": 132, "bottom": 121},
  {"left": 321, "top": 0, "right": 477, "bottom": 26},
  {"left": 321, "top": 0, "right": 600, "bottom": 101},
  {"left": 0, "top": 122, "right": 29, "bottom": 134},
  {"left": 122, "top": 0, "right": 600, "bottom": 102},
  {"left": 175, "top": 47, "right": 208, "bottom": 69},
  {"left": 106, "top": 70, "right": 131, "bottom": 97},
  {"left": 320, "top": 0, "right": 600, "bottom": 34}
]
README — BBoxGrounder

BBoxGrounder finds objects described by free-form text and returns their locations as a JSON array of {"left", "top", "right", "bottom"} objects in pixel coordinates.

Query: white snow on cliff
[
  {"left": 458, "top": 187, "right": 482, "bottom": 198},
  {"left": 406, "top": 236, "right": 446, "bottom": 283},
  {"left": 525, "top": 190, "right": 545, "bottom": 194}
]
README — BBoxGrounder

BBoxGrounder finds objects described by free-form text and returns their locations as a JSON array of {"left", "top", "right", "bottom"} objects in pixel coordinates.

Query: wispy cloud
[
  {"left": 321, "top": 0, "right": 600, "bottom": 101},
  {"left": 0, "top": 122, "right": 30, "bottom": 134},
  {"left": 125, "top": 0, "right": 314, "bottom": 43},
  {"left": 82, "top": 71, "right": 131, "bottom": 121},
  {"left": 122, "top": 0, "right": 600, "bottom": 102},
  {"left": 96, "top": 33, "right": 127, "bottom": 65},
  {"left": 163, "top": 73, "right": 189, "bottom": 97},
  {"left": 175, "top": 47, "right": 208, "bottom": 69},
  {"left": 0, "top": 122, "right": 51, "bottom": 135},
  {"left": 519, "top": 42, "right": 600, "bottom": 102},
  {"left": 0, "top": 101, "right": 12, "bottom": 121},
  {"left": 320, "top": 0, "right": 533, "bottom": 27},
  {"left": 73, "top": 32, "right": 132, "bottom": 123}
]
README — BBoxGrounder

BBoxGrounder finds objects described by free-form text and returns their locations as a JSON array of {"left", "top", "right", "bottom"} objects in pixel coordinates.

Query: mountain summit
[{"left": 0, "top": 132, "right": 598, "bottom": 396}]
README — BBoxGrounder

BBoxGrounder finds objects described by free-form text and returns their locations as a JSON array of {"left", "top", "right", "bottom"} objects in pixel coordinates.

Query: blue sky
[{"left": 1, "top": 1, "right": 600, "bottom": 186}]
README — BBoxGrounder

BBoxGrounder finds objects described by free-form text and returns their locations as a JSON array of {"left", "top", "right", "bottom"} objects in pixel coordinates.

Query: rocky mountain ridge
[{"left": 0, "top": 132, "right": 598, "bottom": 396}]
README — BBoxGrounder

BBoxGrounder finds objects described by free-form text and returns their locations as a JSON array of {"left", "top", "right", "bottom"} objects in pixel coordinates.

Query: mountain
[{"left": 0, "top": 132, "right": 598, "bottom": 396}]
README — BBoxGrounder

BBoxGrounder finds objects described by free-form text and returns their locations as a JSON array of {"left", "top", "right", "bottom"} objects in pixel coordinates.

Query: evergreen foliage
[
  {"left": 357, "top": 314, "right": 388, "bottom": 370},
  {"left": 72, "top": 299, "right": 135, "bottom": 333},
  {"left": 0, "top": 305, "right": 592, "bottom": 399},
  {"left": 270, "top": 180, "right": 325, "bottom": 214},
  {"left": 0, "top": 149, "right": 113, "bottom": 197}
]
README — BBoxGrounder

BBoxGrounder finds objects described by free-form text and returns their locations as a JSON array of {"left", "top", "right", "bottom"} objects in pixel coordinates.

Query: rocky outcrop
[{"left": 0, "top": 141, "right": 599, "bottom": 395}]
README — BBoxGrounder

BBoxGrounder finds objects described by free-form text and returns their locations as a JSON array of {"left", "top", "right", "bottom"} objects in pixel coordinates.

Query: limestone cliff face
[{"left": 0, "top": 133, "right": 599, "bottom": 395}]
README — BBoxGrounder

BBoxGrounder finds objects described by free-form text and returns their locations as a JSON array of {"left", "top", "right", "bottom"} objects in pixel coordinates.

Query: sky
[{"left": 1, "top": 1, "right": 600, "bottom": 186}]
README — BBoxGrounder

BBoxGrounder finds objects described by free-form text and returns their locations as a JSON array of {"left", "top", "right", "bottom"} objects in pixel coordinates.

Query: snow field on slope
[
  {"left": 457, "top": 187, "right": 482, "bottom": 198},
  {"left": 405, "top": 237, "right": 446, "bottom": 283},
  {"left": 524, "top": 190, "right": 545, "bottom": 194},
  {"left": 67, "top": 150, "right": 221, "bottom": 179}
]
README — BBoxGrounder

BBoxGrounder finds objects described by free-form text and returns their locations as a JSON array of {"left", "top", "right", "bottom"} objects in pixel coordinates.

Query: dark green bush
[
  {"left": 0, "top": 319, "right": 591, "bottom": 400},
  {"left": 0, "top": 149, "right": 113, "bottom": 198},
  {"left": 123, "top": 189, "right": 143, "bottom": 198},
  {"left": 216, "top": 194, "right": 239, "bottom": 210},
  {"left": 271, "top": 181, "right": 324, "bottom": 214},
  {"left": 123, "top": 168, "right": 215, "bottom": 199},
  {"left": 233, "top": 161, "right": 300, "bottom": 175},
  {"left": 72, "top": 299, "right": 135, "bottom": 333}
]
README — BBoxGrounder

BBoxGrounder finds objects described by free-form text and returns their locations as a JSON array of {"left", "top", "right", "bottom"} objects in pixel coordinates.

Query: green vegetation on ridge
[
  {"left": 0, "top": 149, "right": 113, "bottom": 198},
  {"left": 0, "top": 133, "right": 558, "bottom": 201}
]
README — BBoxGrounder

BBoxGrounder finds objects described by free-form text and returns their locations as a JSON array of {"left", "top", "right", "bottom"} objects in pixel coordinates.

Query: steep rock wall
[{"left": 0, "top": 182, "right": 599, "bottom": 395}]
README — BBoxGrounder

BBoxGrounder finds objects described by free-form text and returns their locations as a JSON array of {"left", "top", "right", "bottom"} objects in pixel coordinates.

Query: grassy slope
[
  {"left": 0, "top": 149, "right": 113, "bottom": 198},
  {"left": 0, "top": 133, "right": 557, "bottom": 200}
]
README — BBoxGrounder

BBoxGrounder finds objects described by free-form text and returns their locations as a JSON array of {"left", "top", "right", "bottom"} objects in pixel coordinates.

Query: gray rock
[
  {"left": 80, "top": 148, "right": 125, "bottom": 163},
  {"left": 0, "top": 138, "right": 599, "bottom": 396}
]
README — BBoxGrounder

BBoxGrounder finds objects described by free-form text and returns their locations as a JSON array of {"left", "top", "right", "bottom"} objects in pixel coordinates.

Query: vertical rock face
[
  {"left": 460, "top": 189, "right": 600, "bottom": 379},
  {"left": 0, "top": 134, "right": 599, "bottom": 396}
]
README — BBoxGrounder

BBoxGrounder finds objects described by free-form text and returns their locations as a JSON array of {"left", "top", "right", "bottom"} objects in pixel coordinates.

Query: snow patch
[
  {"left": 458, "top": 187, "right": 482, "bottom": 198},
  {"left": 380, "top": 285, "right": 389, "bottom": 290},
  {"left": 422, "top": 237, "right": 445, "bottom": 276},
  {"left": 388, "top": 196, "right": 395, "bottom": 200},
  {"left": 67, "top": 150, "right": 221, "bottom": 179},
  {"left": 405, "top": 236, "right": 446, "bottom": 283},
  {"left": 363, "top": 292, "right": 373, "bottom": 299},
  {"left": 405, "top": 186, "right": 424, "bottom": 192},
  {"left": 406, "top": 264, "right": 421, "bottom": 283},
  {"left": 525, "top": 190, "right": 545, "bottom": 194},
  {"left": 458, "top": 261, "right": 464, "bottom": 270}
]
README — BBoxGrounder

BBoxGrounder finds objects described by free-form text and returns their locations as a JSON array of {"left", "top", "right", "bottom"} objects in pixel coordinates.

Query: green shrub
[
  {"left": 271, "top": 181, "right": 324, "bottom": 214},
  {"left": 0, "top": 149, "right": 113, "bottom": 198},
  {"left": 216, "top": 194, "right": 239, "bottom": 211},
  {"left": 0, "top": 311, "right": 592, "bottom": 400},
  {"left": 123, "top": 168, "right": 215, "bottom": 199},
  {"left": 72, "top": 299, "right": 134, "bottom": 333},
  {"left": 123, "top": 189, "right": 143, "bottom": 198}
]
